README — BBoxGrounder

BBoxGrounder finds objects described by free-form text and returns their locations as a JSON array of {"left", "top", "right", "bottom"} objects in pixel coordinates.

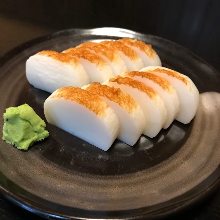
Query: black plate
[{"left": 0, "top": 28, "right": 220, "bottom": 219}]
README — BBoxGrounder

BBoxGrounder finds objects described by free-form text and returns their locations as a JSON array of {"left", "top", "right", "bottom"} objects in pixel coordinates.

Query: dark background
[
  {"left": 0, "top": 0, "right": 220, "bottom": 219},
  {"left": 0, "top": 0, "right": 220, "bottom": 71}
]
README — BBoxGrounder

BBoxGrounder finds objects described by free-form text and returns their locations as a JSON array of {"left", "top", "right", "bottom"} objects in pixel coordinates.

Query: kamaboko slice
[
  {"left": 118, "top": 38, "right": 162, "bottom": 66},
  {"left": 44, "top": 87, "right": 119, "bottom": 151},
  {"left": 26, "top": 50, "right": 89, "bottom": 93}
]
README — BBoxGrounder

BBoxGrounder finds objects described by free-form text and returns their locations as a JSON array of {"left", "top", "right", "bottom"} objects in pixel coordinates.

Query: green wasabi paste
[{"left": 2, "top": 104, "right": 49, "bottom": 150}]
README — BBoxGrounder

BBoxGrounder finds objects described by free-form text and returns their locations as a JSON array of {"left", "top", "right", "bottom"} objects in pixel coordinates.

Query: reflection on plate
[{"left": 0, "top": 28, "right": 220, "bottom": 219}]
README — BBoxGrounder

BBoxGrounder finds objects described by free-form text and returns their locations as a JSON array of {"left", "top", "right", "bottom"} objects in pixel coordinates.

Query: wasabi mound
[{"left": 2, "top": 104, "right": 49, "bottom": 150}]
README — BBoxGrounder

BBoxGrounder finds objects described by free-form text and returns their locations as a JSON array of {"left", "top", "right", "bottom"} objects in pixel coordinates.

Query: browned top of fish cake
[
  {"left": 79, "top": 42, "right": 116, "bottom": 61},
  {"left": 38, "top": 50, "right": 79, "bottom": 63},
  {"left": 101, "top": 41, "right": 138, "bottom": 60},
  {"left": 51, "top": 87, "right": 108, "bottom": 116},
  {"left": 148, "top": 68, "right": 188, "bottom": 85},
  {"left": 119, "top": 38, "right": 156, "bottom": 58},
  {"left": 109, "top": 76, "right": 156, "bottom": 98},
  {"left": 92, "top": 44, "right": 117, "bottom": 61},
  {"left": 86, "top": 83, "right": 137, "bottom": 113},
  {"left": 127, "top": 71, "right": 171, "bottom": 91},
  {"left": 99, "top": 41, "right": 121, "bottom": 54},
  {"left": 63, "top": 47, "right": 106, "bottom": 65}
]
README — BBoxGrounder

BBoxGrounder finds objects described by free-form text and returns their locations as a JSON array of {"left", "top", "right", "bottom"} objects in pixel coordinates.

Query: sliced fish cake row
[
  {"left": 26, "top": 38, "right": 161, "bottom": 93},
  {"left": 44, "top": 66, "right": 199, "bottom": 151}
]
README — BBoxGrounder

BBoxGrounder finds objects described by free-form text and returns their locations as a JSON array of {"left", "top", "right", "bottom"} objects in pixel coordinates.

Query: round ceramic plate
[{"left": 0, "top": 28, "right": 220, "bottom": 219}]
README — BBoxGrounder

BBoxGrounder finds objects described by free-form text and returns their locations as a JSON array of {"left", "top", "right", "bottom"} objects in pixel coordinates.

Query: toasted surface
[
  {"left": 101, "top": 41, "right": 139, "bottom": 60},
  {"left": 99, "top": 41, "right": 122, "bottom": 54},
  {"left": 38, "top": 50, "right": 79, "bottom": 63},
  {"left": 78, "top": 42, "right": 116, "bottom": 61},
  {"left": 86, "top": 83, "right": 137, "bottom": 113},
  {"left": 145, "top": 67, "right": 188, "bottom": 85},
  {"left": 63, "top": 47, "right": 106, "bottom": 65},
  {"left": 50, "top": 87, "right": 107, "bottom": 116},
  {"left": 109, "top": 76, "right": 156, "bottom": 98},
  {"left": 127, "top": 71, "right": 171, "bottom": 91},
  {"left": 119, "top": 38, "right": 156, "bottom": 58}
]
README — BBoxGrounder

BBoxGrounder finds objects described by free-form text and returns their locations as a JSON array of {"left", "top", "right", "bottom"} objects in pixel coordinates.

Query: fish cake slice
[
  {"left": 26, "top": 50, "right": 89, "bottom": 93},
  {"left": 44, "top": 87, "right": 119, "bottom": 151},
  {"left": 118, "top": 38, "right": 162, "bottom": 66}
]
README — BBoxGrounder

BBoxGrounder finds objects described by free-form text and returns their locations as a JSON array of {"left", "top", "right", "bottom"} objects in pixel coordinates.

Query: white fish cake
[
  {"left": 77, "top": 42, "right": 127, "bottom": 75},
  {"left": 26, "top": 50, "right": 90, "bottom": 93},
  {"left": 118, "top": 38, "right": 162, "bottom": 66},
  {"left": 107, "top": 76, "right": 167, "bottom": 138},
  {"left": 63, "top": 47, "right": 113, "bottom": 83},
  {"left": 101, "top": 40, "right": 144, "bottom": 71},
  {"left": 127, "top": 71, "right": 180, "bottom": 128},
  {"left": 44, "top": 87, "right": 119, "bottom": 151},
  {"left": 85, "top": 83, "right": 145, "bottom": 146},
  {"left": 141, "top": 66, "right": 199, "bottom": 124}
]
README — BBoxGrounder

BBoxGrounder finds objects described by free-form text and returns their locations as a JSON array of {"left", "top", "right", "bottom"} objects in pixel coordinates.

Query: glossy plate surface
[{"left": 0, "top": 28, "right": 220, "bottom": 219}]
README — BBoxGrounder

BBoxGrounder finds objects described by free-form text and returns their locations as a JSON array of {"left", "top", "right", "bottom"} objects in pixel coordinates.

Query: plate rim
[{"left": 0, "top": 167, "right": 220, "bottom": 219}]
